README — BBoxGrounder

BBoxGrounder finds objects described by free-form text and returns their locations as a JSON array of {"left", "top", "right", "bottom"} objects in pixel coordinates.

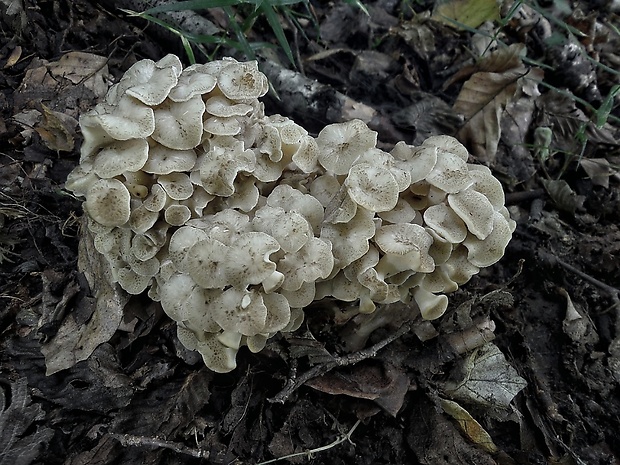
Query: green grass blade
[
  {"left": 259, "top": 1, "right": 295, "bottom": 66},
  {"left": 144, "top": 0, "right": 246, "bottom": 14},
  {"left": 222, "top": 5, "right": 257, "bottom": 59}
]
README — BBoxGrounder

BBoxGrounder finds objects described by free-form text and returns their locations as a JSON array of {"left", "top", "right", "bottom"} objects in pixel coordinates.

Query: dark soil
[{"left": 1, "top": 1, "right": 620, "bottom": 464}]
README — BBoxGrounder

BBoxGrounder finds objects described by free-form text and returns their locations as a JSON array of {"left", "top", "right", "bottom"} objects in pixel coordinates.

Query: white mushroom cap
[
  {"left": 152, "top": 96, "right": 205, "bottom": 150},
  {"left": 345, "top": 163, "right": 399, "bottom": 212},
  {"left": 94, "top": 95, "right": 155, "bottom": 141},
  {"left": 392, "top": 143, "right": 437, "bottom": 184},
  {"left": 205, "top": 95, "right": 253, "bottom": 117},
  {"left": 448, "top": 189, "right": 495, "bottom": 240},
  {"left": 317, "top": 119, "right": 377, "bottom": 175},
  {"left": 291, "top": 135, "right": 320, "bottom": 173},
  {"left": 129, "top": 203, "right": 159, "bottom": 234},
  {"left": 426, "top": 228, "right": 453, "bottom": 265},
  {"left": 425, "top": 149, "right": 472, "bottom": 194},
  {"left": 374, "top": 224, "right": 435, "bottom": 277},
  {"left": 185, "top": 236, "right": 230, "bottom": 289},
  {"left": 203, "top": 116, "right": 242, "bottom": 136},
  {"left": 117, "top": 267, "right": 152, "bottom": 295},
  {"left": 357, "top": 267, "right": 389, "bottom": 303},
  {"left": 199, "top": 143, "right": 255, "bottom": 196},
  {"left": 252, "top": 206, "right": 312, "bottom": 253},
  {"left": 324, "top": 185, "right": 358, "bottom": 224},
  {"left": 378, "top": 198, "right": 417, "bottom": 224},
  {"left": 217, "top": 61, "right": 269, "bottom": 101},
  {"left": 413, "top": 286, "right": 449, "bottom": 320},
  {"left": 158, "top": 172, "right": 194, "bottom": 201},
  {"left": 442, "top": 245, "right": 480, "bottom": 285},
  {"left": 168, "top": 226, "right": 209, "bottom": 273},
  {"left": 164, "top": 204, "right": 192, "bottom": 226},
  {"left": 143, "top": 183, "right": 167, "bottom": 212},
  {"left": 344, "top": 244, "right": 380, "bottom": 282},
  {"left": 65, "top": 162, "right": 98, "bottom": 197},
  {"left": 262, "top": 270, "right": 285, "bottom": 293},
  {"left": 256, "top": 124, "right": 283, "bottom": 162},
  {"left": 142, "top": 144, "right": 197, "bottom": 175},
  {"left": 211, "top": 288, "right": 268, "bottom": 336},
  {"left": 308, "top": 174, "right": 341, "bottom": 207},
  {"left": 131, "top": 232, "right": 164, "bottom": 261},
  {"left": 169, "top": 63, "right": 217, "bottom": 102},
  {"left": 421, "top": 134, "right": 469, "bottom": 162},
  {"left": 463, "top": 211, "right": 515, "bottom": 267},
  {"left": 190, "top": 208, "right": 250, "bottom": 246},
  {"left": 92, "top": 139, "right": 149, "bottom": 178},
  {"left": 280, "top": 282, "right": 316, "bottom": 309},
  {"left": 423, "top": 203, "right": 468, "bottom": 244},
  {"left": 266, "top": 185, "right": 324, "bottom": 235},
  {"left": 251, "top": 150, "right": 285, "bottom": 182},
  {"left": 176, "top": 327, "right": 238, "bottom": 373},
  {"left": 354, "top": 148, "right": 411, "bottom": 192},
  {"left": 277, "top": 237, "right": 334, "bottom": 291},
  {"left": 321, "top": 207, "right": 375, "bottom": 269},
  {"left": 225, "top": 232, "right": 281, "bottom": 288},
  {"left": 418, "top": 267, "right": 458, "bottom": 294},
  {"left": 85, "top": 178, "right": 131, "bottom": 227},
  {"left": 262, "top": 292, "right": 291, "bottom": 333},
  {"left": 467, "top": 165, "right": 506, "bottom": 210},
  {"left": 125, "top": 60, "right": 180, "bottom": 106},
  {"left": 223, "top": 177, "right": 259, "bottom": 212}
]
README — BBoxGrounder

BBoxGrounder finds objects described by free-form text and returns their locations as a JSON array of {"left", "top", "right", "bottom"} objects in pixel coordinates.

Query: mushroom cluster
[{"left": 66, "top": 55, "right": 515, "bottom": 372}]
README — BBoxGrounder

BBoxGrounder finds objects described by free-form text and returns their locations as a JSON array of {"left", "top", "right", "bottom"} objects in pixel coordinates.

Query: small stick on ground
[{"left": 269, "top": 321, "right": 414, "bottom": 404}]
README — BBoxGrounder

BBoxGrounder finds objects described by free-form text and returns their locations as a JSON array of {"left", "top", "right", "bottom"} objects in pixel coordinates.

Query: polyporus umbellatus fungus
[{"left": 66, "top": 55, "right": 516, "bottom": 373}]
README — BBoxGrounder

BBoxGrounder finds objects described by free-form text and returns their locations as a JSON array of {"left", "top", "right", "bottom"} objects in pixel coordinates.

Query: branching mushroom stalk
[{"left": 66, "top": 55, "right": 516, "bottom": 373}]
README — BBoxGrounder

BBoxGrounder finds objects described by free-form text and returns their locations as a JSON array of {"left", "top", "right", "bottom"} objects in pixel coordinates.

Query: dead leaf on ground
[
  {"left": 306, "top": 361, "right": 410, "bottom": 416},
  {"left": 541, "top": 179, "right": 585, "bottom": 215},
  {"left": 432, "top": 0, "right": 500, "bottom": 29},
  {"left": 0, "top": 378, "right": 54, "bottom": 465},
  {"left": 453, "top": 44, "right": 531, "bottom": 163},
  {"left": 439, "top": 397, "right": 499, "bottom": 454},
  {"left": 443, "top": 342, "right": 527, "bottom": 419},
  {"left": 41, "top": 223, "right": 128, "bottom": 375},
  {"left": 34, "top": 104, "right": 77, "bottom": 152},
  {"left": 579, "top": 158, "right": 615, "bottom": 188}
]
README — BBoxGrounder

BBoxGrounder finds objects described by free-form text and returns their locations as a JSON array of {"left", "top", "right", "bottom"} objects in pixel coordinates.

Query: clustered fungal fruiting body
[{"left": 66, "top": 55, "right": 516, "bottom": 373}]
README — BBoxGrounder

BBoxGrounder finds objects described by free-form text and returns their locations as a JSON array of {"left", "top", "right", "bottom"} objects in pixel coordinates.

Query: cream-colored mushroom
[
  {"left": 92, "top": 139, "right": 149, "bottom": 178},
  {"left": 152, "top": 96, "right": 205, "bottom": 150},
  {"left": 345, "top": 163, "right": 399, "bottom": 212},
  {"left": 142, "top": 144, "right": 197, "bottom": 175},
  {"left": 217, "top": 61, "right": 269, "bottom": 101},
  {"left": 317, "top": 119, "right": 377, "bottom": 175},
  {"left": 84, "top": 178, "right": 131, "bottom": 227}
]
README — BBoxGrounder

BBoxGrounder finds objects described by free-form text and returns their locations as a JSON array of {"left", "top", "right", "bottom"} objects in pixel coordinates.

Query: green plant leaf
[{"left": 596, "top": 84, "right": 620, "bottom": 128}]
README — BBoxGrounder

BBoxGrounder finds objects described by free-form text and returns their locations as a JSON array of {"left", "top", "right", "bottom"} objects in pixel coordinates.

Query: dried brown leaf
[
  {"left": 41, "top": 221, "right": 128, "bottom": 375},
  {"left": 541, "top": 179, "right": 585, "bottom": 214},
  {"left": 446, "top": 43, "right": 526, "bottom": 88},
  {"left": 440, "top": 398, "right": 499, "bottom": 454},
  {"left": 454, "top": 64, "right": 528, "bottom": 162}
]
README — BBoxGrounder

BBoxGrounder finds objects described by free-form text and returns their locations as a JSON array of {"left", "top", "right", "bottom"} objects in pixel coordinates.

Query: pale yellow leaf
[
  {"left": 433, "top": 0, "right": 500, "bottom": 29},
  {"left": 440, "top": 398, "right": 499, "bottom": 454}
]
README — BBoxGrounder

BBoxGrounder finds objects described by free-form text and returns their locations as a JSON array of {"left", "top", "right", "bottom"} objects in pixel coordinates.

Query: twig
[
  {"left": 108, "top": 433, "right": 208, "bottom": 458},
  {"left": 257, "top": 419, "right": 361, "bottom": 465},
  {"left": 538, "top": 249, "right": 620, "bottom": 306},
  {"left": 269, "top": 321, "right": 413, "bottom": 404}
]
